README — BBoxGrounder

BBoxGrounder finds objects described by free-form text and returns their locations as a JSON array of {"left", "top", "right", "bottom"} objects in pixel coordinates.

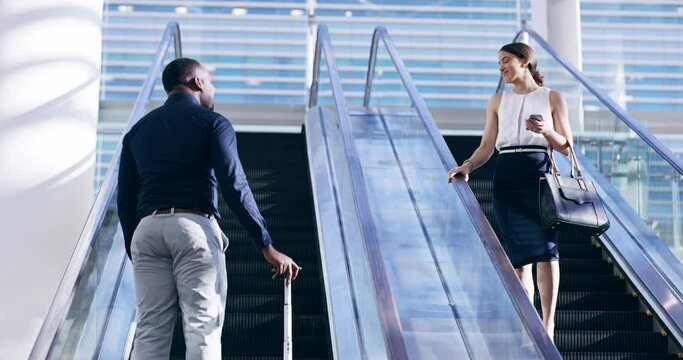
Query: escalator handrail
[
  {"left": 308, "top": 25, "right": 409, "bottom": 360},
  {"left": 363, "top": 26, "right": 562, "bottom": 359},
  {"left": 501, "top": 28, "right": 683, "bottom": 176},
  {"left": 30, "top": 22, "right": 182, "bottom": 359}
]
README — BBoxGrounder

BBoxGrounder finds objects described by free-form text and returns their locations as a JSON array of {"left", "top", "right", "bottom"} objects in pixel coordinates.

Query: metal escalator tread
[
  {"left": 169, "top": 133, "right": 332, "bottom": 359},
  {"left": 536, "top": 292, "right": 640, "bottom": 311},
  {"left": 555, "top": 330, "right": 668, "bottom": 352},
  {"left": 560, "top": 259, "right": 612, "bottom": 275},
  {"left": 225, "top": 294, "right": 323, "bottom": 314},
  {"left": 445, "top": 135, "right": 677, "bottom": 358},
  {"left": 562, "top": 353, "right": 678, "bottom": 360},
  {"left": 553, "top": 311, "right": 652, "bottom": 331}
]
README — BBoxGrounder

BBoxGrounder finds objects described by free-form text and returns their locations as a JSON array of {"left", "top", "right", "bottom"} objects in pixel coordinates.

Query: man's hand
[{"left": 261, "top": 244, "right": 301, "bottom": 283}]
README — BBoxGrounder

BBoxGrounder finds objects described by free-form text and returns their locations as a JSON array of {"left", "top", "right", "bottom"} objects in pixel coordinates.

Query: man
[{"left": 117, "top": 58, "right": 300, "bottom": 360}]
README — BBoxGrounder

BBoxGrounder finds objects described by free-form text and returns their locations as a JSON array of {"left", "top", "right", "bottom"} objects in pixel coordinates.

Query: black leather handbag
[{"left": 539, "top": 144, "right": 610, "bottom": 236}]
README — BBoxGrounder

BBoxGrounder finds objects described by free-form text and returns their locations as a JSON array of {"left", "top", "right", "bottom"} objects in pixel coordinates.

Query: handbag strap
[{"left": 548, "top": 140, "right": 587, "bottom": 189}]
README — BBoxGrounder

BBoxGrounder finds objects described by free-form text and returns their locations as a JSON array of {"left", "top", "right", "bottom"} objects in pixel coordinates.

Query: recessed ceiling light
[
  {"left": 175, "top": 6, "right": 188, "bottom": 14},
  {"left": 290, "top": 9, "right": 304, "bottom": 17},
  {"left": 118, "top": 5, "right": 133, "bottom": 13},
  {"left": 345, "top": 11, "right": 353, "bottom": 17}
]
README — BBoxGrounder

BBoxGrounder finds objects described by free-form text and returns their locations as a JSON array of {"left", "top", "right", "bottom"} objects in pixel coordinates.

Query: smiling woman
[{"left": 448, "top": 41, "right": 573, "bottom": 343}]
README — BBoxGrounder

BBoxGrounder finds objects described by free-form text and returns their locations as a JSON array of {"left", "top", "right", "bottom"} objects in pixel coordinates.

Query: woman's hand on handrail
[{"left": 447, "top": 161, "right": 473, "bottom": 183}]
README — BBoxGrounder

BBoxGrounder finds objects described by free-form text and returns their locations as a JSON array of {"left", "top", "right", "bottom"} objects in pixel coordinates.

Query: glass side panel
[
  {"left": 342, "top": 110, "right": 541, "bottom": 359},
  {"left": 519, "top": 37, "right": 683, "bottom": 297},
  {"left": 48, "top": 192, "right": 135, "bottom": 359},
  {"left": 315, "top": 45, "right": 389, "bottom": 358}
]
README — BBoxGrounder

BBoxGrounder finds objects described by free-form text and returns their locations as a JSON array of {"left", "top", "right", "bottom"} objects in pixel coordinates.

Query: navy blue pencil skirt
[{"left": 492, "top": 149, "right": 559, "bottom": 268}]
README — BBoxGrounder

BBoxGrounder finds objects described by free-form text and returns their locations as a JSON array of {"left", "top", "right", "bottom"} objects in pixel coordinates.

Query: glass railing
[
  {"left": 30, "top": 22, "right": 182, "bottom": 359},
  {"left": 504, "top": 29, "right": 683, "bottom": 341},
  {"left": 308, "top": 25, "right": 393, "bottom": 359}
]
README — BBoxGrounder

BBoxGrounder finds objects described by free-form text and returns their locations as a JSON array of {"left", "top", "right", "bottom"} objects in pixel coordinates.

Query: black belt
[{"left": 152, "top": 207, "right": 215, "bottom": 220}]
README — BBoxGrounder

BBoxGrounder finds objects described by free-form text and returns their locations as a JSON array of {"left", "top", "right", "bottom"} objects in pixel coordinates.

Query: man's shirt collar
[{"left": 165, "top": 93, "right": 201, "bottom": 106}]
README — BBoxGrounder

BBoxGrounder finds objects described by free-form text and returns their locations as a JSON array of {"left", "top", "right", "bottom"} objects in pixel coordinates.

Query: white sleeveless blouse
[{"left": 495, "top": 87, "right": 553, "bottom": 150}]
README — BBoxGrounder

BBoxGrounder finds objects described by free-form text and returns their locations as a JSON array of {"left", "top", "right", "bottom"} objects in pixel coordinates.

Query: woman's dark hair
[
  {"left": 499, "top": 43, "right": 543, "bottom": 86},
  {"left": 162, "top": 58, "right": 202, "bottom": 93}
]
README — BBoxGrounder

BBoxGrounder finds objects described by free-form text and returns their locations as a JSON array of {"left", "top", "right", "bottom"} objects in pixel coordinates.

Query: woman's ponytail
[{"left": 529, "top": 64, "right": 544, "bottom": 86}]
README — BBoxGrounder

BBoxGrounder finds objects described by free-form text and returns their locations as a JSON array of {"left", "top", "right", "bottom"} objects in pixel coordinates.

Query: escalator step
[
  {"left": 221, "top": 217, "right": 314, "bottom": 231},
  {"left": 559, "top": 243, "right": 603, "bottom": 259},
  {"left": 221, "top": 209, "right": 312, "bottom": 221},
  {"left": 561, "top": 259, "right": 612, "bottom": 275},
  {"left": 471, "top": 189, "right": 492, "bottom": 202},
  {"left": 226, "top": 260, "right": 316, "bottom": 277},
  {"left": 227, "top": 245, "right": 319, "bottom": 261},
  {"left": 467, "top": 179, "right": 492, "bottom": 192},
  {"left": 222, "top": 313, "right": 325, "bottom": 337},
  {"left": 555, "top": 330, "right": 668, "bottom": 353},
  {"left": 560, "top": 232, "right": 594, "bottom": 244},
  {"left": 555, "top": 311, "right": 652, "bottom": 331},
  {"left": 223, "top": 236, "right": 317, "bottom": 250},
  {"left": 222, "top": 230, "right": 316, "bottom": 241},
  {"left": 561, "top": 353, "right": 676, "bottom": 360},
  {"left": 225, "top": 276, "right": 321, "bottom": 294},
  {"left": 172, "top": 336, "right": 327, "bottom": 359},
  {"left": 223, "top": 335, "right": 327, "bottom": 358},
  {"left": 560, "top": 275, "right": 625, "bottom": 292},
  {"left": 226, "top": 294, "right": 324, "bottom": 314},
  {"left": 224, "top": 358, "right": 329, "bottom": 360},
  {"left": 169, "top": 312, "right": 326, "bottom": 338},
  {"left": 477, "top": 202, "right": 495, "bottom": 218},
  {"left": 535, "top": 292, "right": 640, "bottom": 311}
]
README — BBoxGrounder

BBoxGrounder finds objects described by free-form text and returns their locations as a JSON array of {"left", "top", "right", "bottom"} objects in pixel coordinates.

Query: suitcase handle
[{"left": 283, "top": 279, "right": 292, "bottom": 360}]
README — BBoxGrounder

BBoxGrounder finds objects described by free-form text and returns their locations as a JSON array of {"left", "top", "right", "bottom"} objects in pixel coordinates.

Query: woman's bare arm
[
  {"left": 544, "top": 90, "right": 573, "bottom": 155},
  {"left": 448, "top": 93, "right": 500, "bottom": 181}
]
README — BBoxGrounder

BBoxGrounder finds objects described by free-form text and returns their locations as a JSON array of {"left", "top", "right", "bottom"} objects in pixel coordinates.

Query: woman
[{"left": 447, "top": 42, "right": 572, "bottom": 340}]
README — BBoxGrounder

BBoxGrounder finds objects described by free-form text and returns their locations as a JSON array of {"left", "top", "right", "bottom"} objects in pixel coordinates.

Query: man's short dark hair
[{"left": 162, "top": 58, "right": 202, "bottom": 93}]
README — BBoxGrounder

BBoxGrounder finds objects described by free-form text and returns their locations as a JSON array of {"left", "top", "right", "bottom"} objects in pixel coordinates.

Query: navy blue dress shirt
[{"left": 117, "top": 93, "right": 272, "bottom": 258}]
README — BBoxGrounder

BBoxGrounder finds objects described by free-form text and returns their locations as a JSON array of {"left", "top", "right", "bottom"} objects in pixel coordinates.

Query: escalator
[
  {"left": 31, "top": 22, "right": 683, "bottom": 360},
  {"left": 305, "top": 25, "right": 561, "bottom": 359},
  {"left": 169, "top": 132, "right": 332, "bottom": 359},
  {"left": 306, "top": 25, "right": 683, "bottom": 359},
  {"left": 30, "top": 23, "right": 332, "bottom": 360},
  {"left": 447, "top": 136, "right": 673, "bottom": 359}
]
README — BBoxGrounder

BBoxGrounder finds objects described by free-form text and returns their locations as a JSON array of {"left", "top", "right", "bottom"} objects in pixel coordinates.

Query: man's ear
[{"left": 190, "top": 76, "right": 203, "bottom": 91}]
